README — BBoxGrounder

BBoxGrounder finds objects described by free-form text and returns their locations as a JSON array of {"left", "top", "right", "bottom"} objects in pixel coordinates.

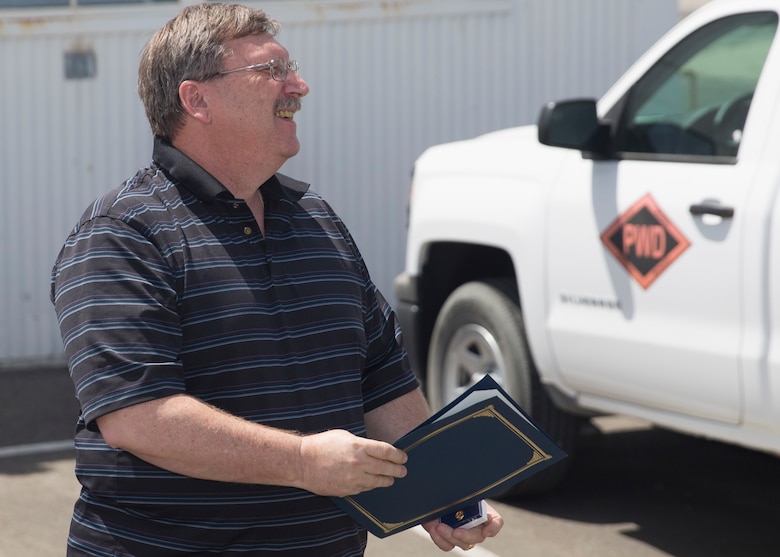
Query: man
[{"left": 51, "top": 3, "right": 502, "bottom": 555}]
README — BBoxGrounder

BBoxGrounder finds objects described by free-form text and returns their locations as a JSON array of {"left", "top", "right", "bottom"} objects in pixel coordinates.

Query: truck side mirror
[{"left": 537, "top": 99, "right": 610, "bottom": 157}]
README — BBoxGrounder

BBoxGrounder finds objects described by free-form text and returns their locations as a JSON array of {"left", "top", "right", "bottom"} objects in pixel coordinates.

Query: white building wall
[{"left": 0, "top": 0, "right": 677, "bottom": 364}]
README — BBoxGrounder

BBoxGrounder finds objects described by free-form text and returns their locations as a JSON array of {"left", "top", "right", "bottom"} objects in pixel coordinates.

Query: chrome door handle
[{"left": 689, "top": 204, "right": 735, "bottom": 218}]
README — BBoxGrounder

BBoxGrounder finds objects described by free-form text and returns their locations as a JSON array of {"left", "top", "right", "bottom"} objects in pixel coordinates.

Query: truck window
[{"left": 613, "top": 11, "right": 778, "bottom": 159}]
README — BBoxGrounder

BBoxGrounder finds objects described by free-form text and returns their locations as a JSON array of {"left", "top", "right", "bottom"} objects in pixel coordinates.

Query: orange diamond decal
[{"left": 600, "top": 194, "right": 690, "bottom": 289}]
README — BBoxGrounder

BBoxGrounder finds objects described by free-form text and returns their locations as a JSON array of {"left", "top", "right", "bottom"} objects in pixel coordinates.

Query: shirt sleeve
[
  {"left": 360, "top": 281, "right": 420, "bottom": 413},
  {"left": 51, "top": 215, "right": 186, "bottom": 430},
  {"left": 311, "top": 197, "right": 420, "bottom": 413}
]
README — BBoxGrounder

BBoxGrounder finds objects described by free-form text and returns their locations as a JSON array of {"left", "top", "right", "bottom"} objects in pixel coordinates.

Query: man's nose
[{"left": 286, "top": 70, "right": 309, "bottom": 97}]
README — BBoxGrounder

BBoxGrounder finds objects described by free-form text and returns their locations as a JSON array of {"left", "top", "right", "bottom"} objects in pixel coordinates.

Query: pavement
[
  {"left": 5, "top": 415, "right": 780, "bottom": 557},
  {"left": 3, "top": 364, "right": 780, "bottom": 557},
  {"left": 0, "top": 364, "right": 77, "bottom": 556},
  {"left": 0, "top": 449, "right": 78, "bottom": 557}
]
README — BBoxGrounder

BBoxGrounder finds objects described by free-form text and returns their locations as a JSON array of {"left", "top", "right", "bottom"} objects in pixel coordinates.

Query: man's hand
[
  {"left": 422, "top": 502, "right": 504, "bottom": 552},
  {"left": 297, "top": 429, "right": 408, "bottom": 497}
]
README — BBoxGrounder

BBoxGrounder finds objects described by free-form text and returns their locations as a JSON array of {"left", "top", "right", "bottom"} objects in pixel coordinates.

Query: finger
[
  {"left": 481, "top": 515, "right": 504, "bottom": 538},
  {"left": 364, "top": 440, "right": 408, "bottom": 464},
  {"left": 424, "top": 522, "right": 456, "bottom": 552},
  {"left": 361, "top": 441, "right": 408, "bottom": 480},
  {"left": 451, "top": 528, "right": 486, "bottom": 546},
  {"left": 364, "top": 468, "right": 399, "bottom": 488},
  {"left": 371, "top": 458, "right": 407, "bottom": 480},
  {"left": 351, "top": 460, "right": 405, "bottom": 493},
  {"left": 437, "top": 522, "right": 486, "bottom": 550},
  {"left": 480, "top": 505, "right": 504, "bottom": 537}
]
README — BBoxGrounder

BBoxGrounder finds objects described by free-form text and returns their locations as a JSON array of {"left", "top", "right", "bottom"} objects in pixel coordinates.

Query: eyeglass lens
[{"left": 270, "top": 59, "right": 299, "bottom": 82}]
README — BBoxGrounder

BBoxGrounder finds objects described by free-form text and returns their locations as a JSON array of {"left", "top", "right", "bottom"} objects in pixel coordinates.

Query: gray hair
[{"left": 138, "top": 2, "right": 280, "bottom": 141}]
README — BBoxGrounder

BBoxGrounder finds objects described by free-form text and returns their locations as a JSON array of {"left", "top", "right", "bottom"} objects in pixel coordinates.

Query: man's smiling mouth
[{"left": 275, "top": 96, "right": 301, "bottom": 120}]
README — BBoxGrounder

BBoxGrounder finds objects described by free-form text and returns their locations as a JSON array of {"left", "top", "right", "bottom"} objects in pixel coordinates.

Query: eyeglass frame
[{"left": 214, "top": 58, "right": 299, "bottom": 82}]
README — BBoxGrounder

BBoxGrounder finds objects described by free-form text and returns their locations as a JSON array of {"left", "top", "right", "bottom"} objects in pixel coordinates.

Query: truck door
[{"left": 545, "top": 11, "right": 778, "bottom": 423}]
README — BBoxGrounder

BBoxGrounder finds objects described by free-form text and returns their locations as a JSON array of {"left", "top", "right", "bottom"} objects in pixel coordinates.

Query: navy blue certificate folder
[{"left": 333, "top": 375, "right": 567, "bottom": 538}]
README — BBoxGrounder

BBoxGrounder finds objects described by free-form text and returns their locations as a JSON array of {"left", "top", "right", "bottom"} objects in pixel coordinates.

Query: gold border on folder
[{"left": 344, "top": 403, "right": 553, "bottom": 535}]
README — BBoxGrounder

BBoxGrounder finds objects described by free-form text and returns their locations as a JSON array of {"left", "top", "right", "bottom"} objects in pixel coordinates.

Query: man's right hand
[{"left": 297, "top": 429, "right": 408, "bottom": 497}]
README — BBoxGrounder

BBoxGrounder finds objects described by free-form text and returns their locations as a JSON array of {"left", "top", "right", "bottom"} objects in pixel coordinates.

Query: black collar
[{"left": 152, "top": 137, "right": 310, "bottom": 205}]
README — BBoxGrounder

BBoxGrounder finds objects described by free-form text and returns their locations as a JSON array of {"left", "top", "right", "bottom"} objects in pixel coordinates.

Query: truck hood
[{"left": 413, "top": 124, "right": 573, "bottom": 186}]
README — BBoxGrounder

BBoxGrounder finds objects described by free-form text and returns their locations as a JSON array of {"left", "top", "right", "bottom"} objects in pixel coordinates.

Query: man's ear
[{"left": 179, "top": 80, "right": 211, "bottom": 124}]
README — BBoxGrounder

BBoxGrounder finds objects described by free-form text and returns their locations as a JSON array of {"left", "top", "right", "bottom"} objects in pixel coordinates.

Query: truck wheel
[{"left": 426, "top": 279, "right": 578, "bottom": 495}]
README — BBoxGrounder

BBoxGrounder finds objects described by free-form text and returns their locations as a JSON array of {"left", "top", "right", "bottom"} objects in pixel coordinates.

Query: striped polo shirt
[{"left": 50, "top": 138, "right": 419, "bottom": 556}]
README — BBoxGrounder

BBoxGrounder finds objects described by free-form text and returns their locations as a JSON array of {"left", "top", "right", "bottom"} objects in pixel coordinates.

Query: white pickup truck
[{"left": 394, "top": 0, "right": 780, "bottom": 492}]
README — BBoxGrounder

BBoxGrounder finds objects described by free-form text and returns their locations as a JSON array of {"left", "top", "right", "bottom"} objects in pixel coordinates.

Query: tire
[{"left": 426, "top": 279, "right": 579, "bottom": 495}]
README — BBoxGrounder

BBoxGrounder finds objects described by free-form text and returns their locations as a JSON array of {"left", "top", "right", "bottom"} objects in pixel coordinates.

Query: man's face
[{"left": 209, "top": 33, "right": 309, "bottom": 167}]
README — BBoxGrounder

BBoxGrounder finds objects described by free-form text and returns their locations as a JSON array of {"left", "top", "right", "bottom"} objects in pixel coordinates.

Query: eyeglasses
[{"left": 216, "top": 58, "right": 299, "bottom": 82}]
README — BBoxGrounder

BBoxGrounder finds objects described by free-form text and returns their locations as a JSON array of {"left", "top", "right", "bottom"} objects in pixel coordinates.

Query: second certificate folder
[{"left": 332, "top": 374, "right": 567, "bottom": 538}]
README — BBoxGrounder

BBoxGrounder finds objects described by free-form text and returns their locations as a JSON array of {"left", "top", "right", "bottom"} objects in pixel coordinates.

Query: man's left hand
[{"left": 422, "top": 502, "right": 504, "bottom": 552}]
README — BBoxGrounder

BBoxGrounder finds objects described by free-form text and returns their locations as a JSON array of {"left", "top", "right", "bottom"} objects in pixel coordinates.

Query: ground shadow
[
  {"left": 0, "top": 365, "right": 79, "bottom": 448},
  {"left": 0, "top": 448, "right": 75, "bottom": 476},
  {"left": 502, "top": 423, "right": 779, "bottom": 556}
]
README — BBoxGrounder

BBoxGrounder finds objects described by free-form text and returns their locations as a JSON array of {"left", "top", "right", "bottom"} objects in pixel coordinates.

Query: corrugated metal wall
[{"left": 0, "top": 0, "right": 677, "bottom": 364}]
